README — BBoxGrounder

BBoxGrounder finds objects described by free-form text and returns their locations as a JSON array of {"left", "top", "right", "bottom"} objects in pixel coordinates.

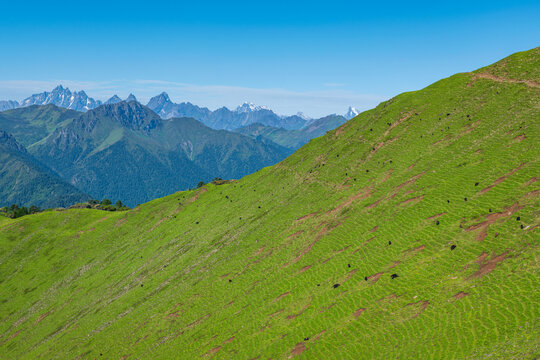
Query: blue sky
[{"left": 0, "top": 0, "right": 538, "bottom": 117}]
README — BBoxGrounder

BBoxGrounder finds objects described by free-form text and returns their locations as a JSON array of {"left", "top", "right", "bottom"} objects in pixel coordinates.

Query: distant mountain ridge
[
  {"left": 0, "top": 100, "right": 19, "bottom": 112},
  {"left": 234, "top": 114, "right": 348, "bottom": 150},
  {"left": 1, "top": 86, "right": 359, "bottom": 130},
  {"left": 146, "top": 92, "right": 309, "bottom": 130}
]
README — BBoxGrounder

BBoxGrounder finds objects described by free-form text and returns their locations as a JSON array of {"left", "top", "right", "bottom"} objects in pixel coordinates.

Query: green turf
[{"left": 0, "top": 48, "right": 538, "bottom": 359}]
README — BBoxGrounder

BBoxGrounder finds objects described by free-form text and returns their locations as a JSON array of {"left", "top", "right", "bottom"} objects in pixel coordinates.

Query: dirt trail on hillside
[
  {"left": 468, "top": 251, "right": 509, "bottom": 279},
  {"left": 453, "top": 292, "right": 469, "bottom": 299},
  {"left": 465, "top": 203, "right": 523, "bottom": 241},
  {"left": 400, "top": 195, "right": 423, "bottom": 205},
  {"left": 296, "top": 212, "right": 317, "bottom": 222},
  {"left": 391, "top": 171, "right": 426, "bottom": 199},
  {"left": 353, "top": 308, "right": 366, "bottom": 317},
  {"left": 480, "top": 163, "right": 526, "bottom": 194},
  {"left": 294, "top": 222, "right": 341, "bottom": 263},
  {"left": 367, "top": 272, "right": 384, "bottom": 283},
  {"left": 406, "top": 300, "right": 430, "bottom": 318},
  {"left": 327, "top": 189, "right": 371, "bottom": 216},
  {"left": 275, "top": 292, "right": 290, "bottom": 301},
  {"left": 384, "top": 111, "right": 415, "bottom": 136},
  {"left": 290, "top": 342, "right": 306, "bottom": 357}
]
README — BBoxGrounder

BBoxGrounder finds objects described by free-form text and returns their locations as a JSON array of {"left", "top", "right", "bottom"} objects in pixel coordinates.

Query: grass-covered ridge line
[{"left": 0, "top": 47, "right": 538, "bottom": 359}]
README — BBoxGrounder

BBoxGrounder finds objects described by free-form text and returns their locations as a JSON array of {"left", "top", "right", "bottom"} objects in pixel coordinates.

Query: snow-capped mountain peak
[
  {"left": 235, "top": 102, "right": 270, "bottom": 113},
  {"left": 295, "top": 112, "right": 311, "bottom": 120},
  {"left": 19, "top": 85, "right": 102, "bottom": 112},
  {"left": 344, "top": 106, "right": 360, "bottom": 120}
]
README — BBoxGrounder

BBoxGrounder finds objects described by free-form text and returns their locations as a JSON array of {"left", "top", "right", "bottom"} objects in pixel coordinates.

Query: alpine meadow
[{"left": 0, "top": 45, "right": 538, "bottom": 360}]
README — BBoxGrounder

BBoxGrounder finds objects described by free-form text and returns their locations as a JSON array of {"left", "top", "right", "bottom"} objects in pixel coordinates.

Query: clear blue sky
[{"left": 0, "top": 0, "right": 538, "bottom": 117}]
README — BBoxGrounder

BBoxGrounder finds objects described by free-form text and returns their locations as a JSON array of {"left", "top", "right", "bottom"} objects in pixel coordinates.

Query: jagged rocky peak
[
  {"left": 125, "top": 93, "right": 137, "bottom": 102},
  {"left": 146, "top": 92, "right": 172, "bottom": 112},
  {"left": 105, "top": 95, "right": 122, "bottom": 105},
  {"left": 19, "top": 85, "right": 102, "bottom": 112}
]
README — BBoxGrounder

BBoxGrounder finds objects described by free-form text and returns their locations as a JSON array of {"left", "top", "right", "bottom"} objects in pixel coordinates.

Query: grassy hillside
[{"left": 0, "top": 48, "right": 538, "bottom": 359}]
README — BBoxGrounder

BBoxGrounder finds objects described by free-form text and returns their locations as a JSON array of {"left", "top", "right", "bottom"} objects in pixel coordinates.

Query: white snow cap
[
  {"left": 235, "top": 102, "right": 269, "bottom": 113},
  {"left": 345, "top": 106, "right": 360, "bottom": 119}
]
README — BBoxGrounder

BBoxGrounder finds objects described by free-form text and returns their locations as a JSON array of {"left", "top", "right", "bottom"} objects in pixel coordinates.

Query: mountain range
[
  {"left": 0, "top": 101, "right": 292, "bottom": 207},
  {"left": 1, "top": 86, "right": 359, "bottom": 130},
  {"left": 147, "top": 92, "right": 311, "bottom": 130},
  {"left": 0, "top": 87, "right": 141, "bottom": 113},
  {"left": 0, "top": 47, "right": 537, "bottom": 359}
]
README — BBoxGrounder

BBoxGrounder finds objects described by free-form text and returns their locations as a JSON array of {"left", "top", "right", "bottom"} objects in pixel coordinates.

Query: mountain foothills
[
  {"left": 0, "top": 130, "right": 89, "bottom": 208},
  {"left": 0, "top": 48, "right": 538, "bottom": 359},
  {"left": 0, "top": 92, "right": 353, "bottom": 207},
  {"left": 30, "top": 101, "right": 292, "bottom": 206},
  {"left": 0, "top": 101, "right": 292, "bottom": 207}
]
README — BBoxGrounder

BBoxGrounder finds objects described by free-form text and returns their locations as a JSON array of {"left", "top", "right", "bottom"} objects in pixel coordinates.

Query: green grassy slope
[{"left": 0, "top": 48, "right": 538, "bottom": 359}]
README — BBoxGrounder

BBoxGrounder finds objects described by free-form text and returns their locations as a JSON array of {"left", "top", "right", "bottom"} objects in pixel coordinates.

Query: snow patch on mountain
[{"left": 235, "top": 102, "right": 270, "bottom": 113}]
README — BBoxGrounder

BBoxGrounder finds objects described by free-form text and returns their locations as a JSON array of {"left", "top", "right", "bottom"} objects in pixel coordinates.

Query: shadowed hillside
[{"left": 0, "top": 48, "right": 538, "bottom": 359}]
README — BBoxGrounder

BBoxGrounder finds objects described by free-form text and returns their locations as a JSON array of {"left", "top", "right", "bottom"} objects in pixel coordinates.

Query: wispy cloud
[{"left": 0, "top": 79, "right": 388, "bottom": 117}]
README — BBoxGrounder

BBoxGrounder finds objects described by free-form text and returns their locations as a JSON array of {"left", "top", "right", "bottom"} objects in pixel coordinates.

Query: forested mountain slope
[{"left": 0, "top": 130, "right": 89, "bottom": 207}]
